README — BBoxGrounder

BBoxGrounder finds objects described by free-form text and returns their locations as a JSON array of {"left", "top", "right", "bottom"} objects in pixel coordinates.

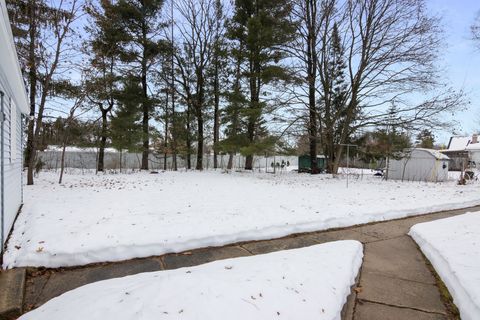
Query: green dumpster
[{"left": 298, "top": 155, "right": 326, "bottom": 173}]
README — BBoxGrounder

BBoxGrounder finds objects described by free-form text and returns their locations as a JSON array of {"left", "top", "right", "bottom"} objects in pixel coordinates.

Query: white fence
[{"left": 38, "top": 149, "right": 299, "bottom": 172}]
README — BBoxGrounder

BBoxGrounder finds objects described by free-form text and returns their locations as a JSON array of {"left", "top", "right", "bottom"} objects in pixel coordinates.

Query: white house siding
[
  {"left": 465, "top": 145, "right": 480, "bottom": 167},
  {"left": 1, "top": 0, "right": 29, "bottom": 250},
  {"left": 389, "top": 149, "right": 449, "bottom": 182},
  {"left": 2, "top": 97, "right": 23, "bottom": 247}
]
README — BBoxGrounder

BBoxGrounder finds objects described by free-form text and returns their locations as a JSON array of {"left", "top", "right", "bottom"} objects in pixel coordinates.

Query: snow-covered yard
[
  {"left": 4, "top": 170, "right": 480, "bottom": 268},
  {"left": 409, "top": 212, "right": 480, "bottom": 320},
  {"left": 18, "top": 241, "right": 363, "bottom": 320}
]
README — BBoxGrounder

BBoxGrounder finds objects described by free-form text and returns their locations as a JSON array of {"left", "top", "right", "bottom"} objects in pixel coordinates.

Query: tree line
[{"left": 7, "top": 0, "right": 469, "bottom": 185}]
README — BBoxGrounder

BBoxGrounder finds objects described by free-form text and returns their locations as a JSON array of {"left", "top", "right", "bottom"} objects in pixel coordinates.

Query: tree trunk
[
  {"left": 245, "top": 155, "right": 253, "bottom": 170},
  {"left": 141, "top": 90, "right": 149, "bottom": 170},
  {"left": 245, "top": 55, "right": 260, "bottom": 171},
  {"left": 306, "top": 0, "right": 318, "bottom": 174},
  {"left": 171, "top": 89, "right": 177, "bottom": 171},
  {"left": 59, "top": 141, "right": 67, "bottom": 184},
  {"left": 26, "top": 1, "right": 37, "bottom": 185},
  {"left": 213, "top": 55, "right": 220, "bottom": 169},
  {"left": 331, "top": 143, "right": 343, "bottom": 174},
  {"left": 164, "top": 88, "right": 169, "bottom": 171},
  {"left": 196, "top": 109, "right": 203, "bottom": 170},
  {"left": 186, "top": 104, "right": 192, "bottom": 170},
  {"left": 97, "top": 110, "right": 108, "bottom": 172},
  {"left": 141, "top": 22, "right": 149, "bottom": 170},
  {"left": 244, "top": 119, "right": 255, "bottom": 170},
  {"left": 227, "top": 152, "right": 233, "bottom": 170}
]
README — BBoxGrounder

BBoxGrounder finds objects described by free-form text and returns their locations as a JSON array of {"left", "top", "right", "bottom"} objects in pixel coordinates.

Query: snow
[
  {"left": 409, "top": 213, "right": 480, "bottom": 320},
  {"left": 465, "top": 142, "right": 480, "bottom": 151},
  {"left": 18, "top": 241, "right": 363, "bottom": 320},
  {"left": 447, "top": 136, "right": 471, "bottom": 151},
  {"left": 4, "top": 170, "right": 480, "bottom": 268},
  {"left": 45, "top": 145, "right": 118, "bottom": 153}
]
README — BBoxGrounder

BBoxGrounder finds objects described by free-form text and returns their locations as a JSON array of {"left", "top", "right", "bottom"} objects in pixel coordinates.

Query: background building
[{"left": 389, "top": 149, "right": 450, "bottom": 182}]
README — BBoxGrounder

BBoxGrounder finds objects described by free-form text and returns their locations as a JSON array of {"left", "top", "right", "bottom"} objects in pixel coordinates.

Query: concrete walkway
[{"left": 11, "top": 205, "right": 478, "bottom": 319}]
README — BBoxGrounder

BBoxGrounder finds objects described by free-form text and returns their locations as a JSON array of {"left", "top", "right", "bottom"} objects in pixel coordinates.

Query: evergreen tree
[
  {"left": 416, "top": 129, "right": 435, "bottom": 149},
  {"left": 319, "top": 22, "right": 349, "bottom": 173},
  {"left": 227, "top": 0, "right": 296, "bottom": 170},
  {"left": 218, "top": 53, "right": 248, "bottom": 169},
  {"left": 110, "top": 78, "right": 144, "bottom": 170},
  {"left": 84, "top": 0, "right": 126, "bottom": 172},
  {"left": 113, "top": 0, "right": 167, "bottom": 170}
]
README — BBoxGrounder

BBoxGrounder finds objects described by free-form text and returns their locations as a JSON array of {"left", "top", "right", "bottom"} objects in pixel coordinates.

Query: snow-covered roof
[
  {"left": 0, "top": 0, "right": 29, "bottom": 114},
  {"left": 465, "top": 143, "right": 480, "bottom": 151},
  {"left": 447, "top": 136, "right": 471, "bottom": 151},
  {"left": 411, "top": 148, "right": 450, "bottom": 160}
]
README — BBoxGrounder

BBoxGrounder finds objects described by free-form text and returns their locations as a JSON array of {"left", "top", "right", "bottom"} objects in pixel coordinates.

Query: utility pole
[{"left": 340, "top": 144, "right": 357, "bottom": 188}]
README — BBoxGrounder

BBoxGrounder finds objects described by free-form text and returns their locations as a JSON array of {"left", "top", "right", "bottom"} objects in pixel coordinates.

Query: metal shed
[
  {"left": 388, "top": 148, "right": 450, "bottom": 182},
  {"left": 1, "top": 0, "right": 29, "bottom": 253}
]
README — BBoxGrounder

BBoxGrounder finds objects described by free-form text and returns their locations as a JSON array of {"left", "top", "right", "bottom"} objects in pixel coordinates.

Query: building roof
[
  {"left": 465, "top": 142, "right": 480, "bottom": 151},
  {"left": 410, "top": 148, "right": 450, "bottom": 160},
  {"left": 447, "top": 136, "right": 471, "bottom": 151},
  {"left": 0, "top": 0, "right": 29, "bottom": 114}
]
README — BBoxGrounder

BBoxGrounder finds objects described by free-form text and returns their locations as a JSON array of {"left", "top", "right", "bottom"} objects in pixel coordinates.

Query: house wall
[
  {"left": 469, "top": 150, "right": 480, "bottom": 167},
  {"left": 1, "top": 94, "right": 23, "bottom": 248},
  {"left": 388, "top": 150, "right": 449, "bottom": 182},
  {"left": 1, "top": 0, "right": 28, "bottom": 252}
]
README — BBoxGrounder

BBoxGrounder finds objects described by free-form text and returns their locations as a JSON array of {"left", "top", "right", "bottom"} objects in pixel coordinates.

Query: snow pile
[
  {"left": 19, "top": 241, "right": 363, "bottom": 320},
  {"left": 4, "top": 171, "right": 480, "bottom": 268},
  {"left": 409, "top": 213, "right": 480, "bottom": 320}
]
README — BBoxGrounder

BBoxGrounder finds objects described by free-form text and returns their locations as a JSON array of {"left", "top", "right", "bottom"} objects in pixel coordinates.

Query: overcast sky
[{"left": 426, "top": 0, "right": 480, "bottom": 144}]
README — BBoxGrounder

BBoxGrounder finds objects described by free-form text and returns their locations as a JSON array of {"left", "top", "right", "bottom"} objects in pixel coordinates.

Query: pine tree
[
  {"left": 416, "top": 129, "right": 435, "bottom": 149},
  {"left": 113, "top": 0, "right": 167, "bottom": 170},
  {"left": 217, "top": 45, "right": 247, "bottom": 169},
  {"left": 84, "top": 0, "right": 126, "bottom": 172},
  {"left": 319, "top": 22, "right": 349, "bottom": 173},
  {"left": 227, "top": 0, "right": 296, "bottom": 170},
  {"left": 110, "top": 78, "right": 144, "bottom": 171}
]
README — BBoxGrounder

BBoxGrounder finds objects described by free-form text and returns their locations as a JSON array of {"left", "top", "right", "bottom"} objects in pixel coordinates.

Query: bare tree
[
  {"left": 473, "top": 11, "right": 480, "bottom": 47},
  {"left": 288, "top": 0, "right": 335, "bottom": 173},
  {"left": 175, "top": 0, "right": 217, "bottom": 170},
  {"left": 212, "top": 0, "right": 226, "bottom": 169},
  {"left": 25, "top": 0, "right": 81, "bottom": 184},
  {"left": 315, "top": 0, "right": 464, "bottom": 173},
  {"left": 83, "top": 0, "right": 124, "bottom": 172},
  {"left": 59, "top": 94, "right": 86, "bottom": 184}
]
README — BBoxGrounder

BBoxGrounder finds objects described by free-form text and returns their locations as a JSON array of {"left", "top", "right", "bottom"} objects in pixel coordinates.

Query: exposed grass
[{"left": 416, "top": 245, "right": 461, "bottom": 319}]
